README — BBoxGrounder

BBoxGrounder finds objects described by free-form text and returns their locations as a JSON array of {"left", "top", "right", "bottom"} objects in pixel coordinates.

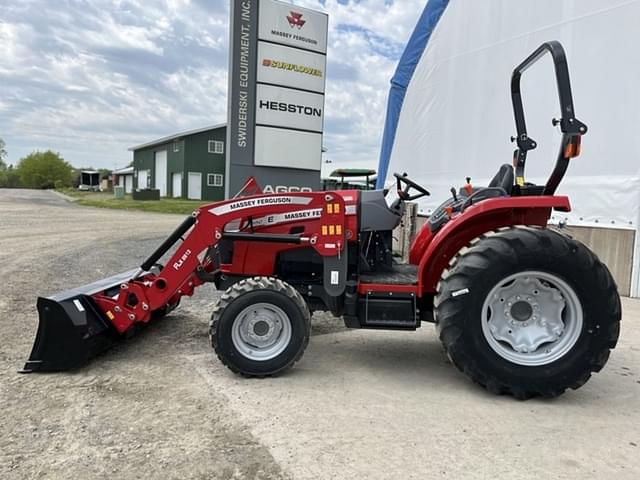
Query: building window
[
  {"left": 207, "top": 173, "right": 224, "bottom": 187},
  {"left": 173, "top": 140, "right": 179, "bottom": 152},
  {"left": 208, "top": 140, "right": 224, "bottom": 154}
]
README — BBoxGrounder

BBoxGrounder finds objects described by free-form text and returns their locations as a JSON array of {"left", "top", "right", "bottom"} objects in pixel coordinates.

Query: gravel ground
[
  {"left": 1, "top": 189, "right": 639, "bottom": 479},
  {"left": 0, "top": 189, "right": 340, "bottom": 479}
]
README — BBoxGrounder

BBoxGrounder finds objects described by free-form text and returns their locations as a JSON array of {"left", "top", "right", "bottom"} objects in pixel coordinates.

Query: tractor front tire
[
  {"left": 210, "top": 277, "right": 311, "bottom": 377},
  {"left": 435, "top": 227, "right": 621, "bottom": 399}
]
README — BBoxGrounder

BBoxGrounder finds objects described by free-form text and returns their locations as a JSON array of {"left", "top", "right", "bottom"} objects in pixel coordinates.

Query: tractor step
[
  {"left": 344, "top": 290, "right": 418, "bottom": 330},
  {"left": 359, "top": 263, "right": 417, "bottom": 285}
]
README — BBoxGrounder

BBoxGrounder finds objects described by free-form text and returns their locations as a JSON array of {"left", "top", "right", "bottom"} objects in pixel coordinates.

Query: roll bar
[{"left": 510, "top": 41, "right": 587, "bottom": 195}]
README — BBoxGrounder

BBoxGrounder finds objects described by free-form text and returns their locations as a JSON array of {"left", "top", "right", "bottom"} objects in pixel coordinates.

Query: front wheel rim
[
  {"left": 481, "top": 271, "right": 583, "bottom": 367},
  {"left": 231, "top": 303, "right": 292, "bottom": 361}
]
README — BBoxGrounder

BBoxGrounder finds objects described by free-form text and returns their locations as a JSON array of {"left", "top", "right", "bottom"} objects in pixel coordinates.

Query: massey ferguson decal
[
  {"left": 209, "top": 196, "right": 313, "bottom": 215},
  {"left": 287, "top": 12, "right": 306, "bottom": 29},
  {"left": 252, "top": 208, "right": 322, "bottom": 227}
]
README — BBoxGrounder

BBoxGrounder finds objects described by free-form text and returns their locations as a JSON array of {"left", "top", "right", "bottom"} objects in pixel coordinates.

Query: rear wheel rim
[
  {"left": 481, "top": 271, "right": 583, "bottom": 366},
  {"left": 231, "top": 302, "right": 292, "bottom": 361}
]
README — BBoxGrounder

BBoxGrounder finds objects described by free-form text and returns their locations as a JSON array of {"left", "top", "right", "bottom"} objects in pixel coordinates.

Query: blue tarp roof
[{"left": 376, "top": 0, "right": 450, "bottom": 188}]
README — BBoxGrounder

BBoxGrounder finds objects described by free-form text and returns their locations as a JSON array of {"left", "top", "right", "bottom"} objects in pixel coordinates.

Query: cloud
[{"left": 0, "top": 0, "right": 424, "bottom": 173}]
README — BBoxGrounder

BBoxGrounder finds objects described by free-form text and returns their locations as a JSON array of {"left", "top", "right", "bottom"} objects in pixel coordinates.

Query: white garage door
[
  {"left": 137, "top": 170, "right": 149, "bottom": 189},
  {"left": 172, "top": 172, "right": 182, "bottom": 198},
  {"left": 124, "top": 175, "right": 133, "bottom": 194},
  {"left": 154, "top": 150, "right": 167, "bottom": 197},
  {"left": 188, "top": 172, "right": 202, "bottom": 200}
]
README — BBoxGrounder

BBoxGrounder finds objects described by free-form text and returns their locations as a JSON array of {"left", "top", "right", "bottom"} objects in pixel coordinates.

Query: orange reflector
[
  {"left": 333, "top": 203, "right": 340, "bottom": 213},
  {"left": 445, "top": 206, "right": 453, "bottom": 217},
  {"left": 106, "top": 311, "right": 115, "bottom": 320},
  {"left": 564, "top": 135, "right": 582, "bottom": 158},
  {"left": 327, "top": 204, "right": 333, "bottom": 214},
  {"left": 322, "top": 225, "right": 328, "bottom": 236},
  {"left": 336, "top": 225, "right": 342, "bottom": 235},
  {"left": 329, "top": 225, "right": 335, "bottom": 235}
]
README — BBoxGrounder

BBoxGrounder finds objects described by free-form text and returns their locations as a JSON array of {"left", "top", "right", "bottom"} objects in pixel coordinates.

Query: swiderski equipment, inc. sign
[{"left": 226, "top": 0, "right": 328, "bottom": 196}]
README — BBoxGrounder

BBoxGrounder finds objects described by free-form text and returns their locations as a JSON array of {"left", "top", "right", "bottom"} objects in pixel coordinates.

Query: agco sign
[{"left": 263, "top": 185, "right": 313, "bottom": 193}]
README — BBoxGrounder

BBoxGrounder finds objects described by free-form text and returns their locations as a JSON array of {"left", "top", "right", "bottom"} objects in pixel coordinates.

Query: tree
[
  {"left": 0, "top": 165, "right": 22, "bottom": 188},
  {"left": 16, "top": 150, "right": 74, "bottom": 189},
  {"left": 0, "top": 138, "right": 20, "bottom": 187},
  {"left": 0, "top": 138, "right": 7, "bottom": 171}
]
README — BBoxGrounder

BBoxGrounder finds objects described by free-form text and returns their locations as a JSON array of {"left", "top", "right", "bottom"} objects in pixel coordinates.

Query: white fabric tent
[{"left": 379, "top": 0, "right": 640, "bottom": 296}]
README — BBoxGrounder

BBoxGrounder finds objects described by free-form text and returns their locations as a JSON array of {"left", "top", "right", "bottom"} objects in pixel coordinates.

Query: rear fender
[{"left": 416, "top": 196, "right": 570, "bottom": 294}]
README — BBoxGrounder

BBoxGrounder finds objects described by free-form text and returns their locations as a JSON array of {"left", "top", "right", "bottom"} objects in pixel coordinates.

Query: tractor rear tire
[
  {"left": 210, "top": 277, "right": 311, "bottom": 377},
  {"left": 435, "top": 227, "right": 621, "bottom": 399}
]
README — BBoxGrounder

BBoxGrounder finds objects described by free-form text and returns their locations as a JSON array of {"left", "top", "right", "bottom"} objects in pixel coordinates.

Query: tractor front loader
[{"left": 23, "top": 41, "right": 621, "bottom": 399}]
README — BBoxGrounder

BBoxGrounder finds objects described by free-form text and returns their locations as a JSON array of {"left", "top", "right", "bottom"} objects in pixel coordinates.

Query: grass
[{"left": 57, "top": 188, "right": 207, "bottom": 214}]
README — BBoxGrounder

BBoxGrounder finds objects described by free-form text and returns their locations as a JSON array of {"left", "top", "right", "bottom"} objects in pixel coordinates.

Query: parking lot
[{"left": 1, "top": 189, "right": 639, "bottom": 479}]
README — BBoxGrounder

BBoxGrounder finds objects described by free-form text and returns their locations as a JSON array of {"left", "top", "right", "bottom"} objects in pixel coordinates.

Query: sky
[{"left": 0, "top": 0, "right": 427, "bottom": 173}]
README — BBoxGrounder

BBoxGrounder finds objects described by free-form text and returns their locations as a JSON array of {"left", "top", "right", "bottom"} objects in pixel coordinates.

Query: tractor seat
[
  {"left": 427, "top": 164, "right": 515, "bottom": 233},
  {"left": 488, "top": 163, "right": 515, "bottom": 195},
  {"left": 459, "top": 163, "right": 515, "bottom": 208}
]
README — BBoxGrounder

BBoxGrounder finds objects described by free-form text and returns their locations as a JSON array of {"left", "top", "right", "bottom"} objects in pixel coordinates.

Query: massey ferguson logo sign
[
  {"left": 287, "top": 12, "right": 306, "bottom": 29},
  {"left": 259, "top": 1, "right": 327, "bottom": 53},
  {"left": 270, "top": 27, "right": 318, "bottom": 48},
  {"left": 258, "top": 0, "right": 327, "bottom": 53}
]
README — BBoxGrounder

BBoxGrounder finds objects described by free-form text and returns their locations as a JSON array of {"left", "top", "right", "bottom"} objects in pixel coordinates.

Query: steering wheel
[{"left": 393, "top": 172, "right": 430, "bottom": 201}]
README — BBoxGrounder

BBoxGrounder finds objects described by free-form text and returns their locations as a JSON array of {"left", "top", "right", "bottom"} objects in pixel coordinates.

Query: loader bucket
[{"left": 21, "top": 269, "right": 139, "bottom": 373}]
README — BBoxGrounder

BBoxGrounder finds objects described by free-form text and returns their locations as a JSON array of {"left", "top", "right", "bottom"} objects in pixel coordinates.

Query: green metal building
[{"left": 129, "top": 124, "right": 226, "bottom": 201}]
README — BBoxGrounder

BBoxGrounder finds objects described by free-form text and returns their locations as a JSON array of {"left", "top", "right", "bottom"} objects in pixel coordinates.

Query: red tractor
[{"left": 23, "top": 42, "right": 620, "bottom": 399}]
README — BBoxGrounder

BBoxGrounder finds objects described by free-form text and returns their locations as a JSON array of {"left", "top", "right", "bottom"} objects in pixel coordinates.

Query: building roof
[
  {"left": 330, "top": 168, "right": 377, "bottom": 178},
  {"left": 113, "top": 166, "right": 134, "bottom": 175},
  {"left": 128, "top": 123, "right": 226, "bottom": 151}
]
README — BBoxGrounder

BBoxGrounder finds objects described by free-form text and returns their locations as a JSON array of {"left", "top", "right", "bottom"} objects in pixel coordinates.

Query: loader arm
[
  {"left": 23, "top": 191, "right": 346, "bottom": 372},
  {"left": 95, "top": 192, "right": 347, "bottom": 333}
]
